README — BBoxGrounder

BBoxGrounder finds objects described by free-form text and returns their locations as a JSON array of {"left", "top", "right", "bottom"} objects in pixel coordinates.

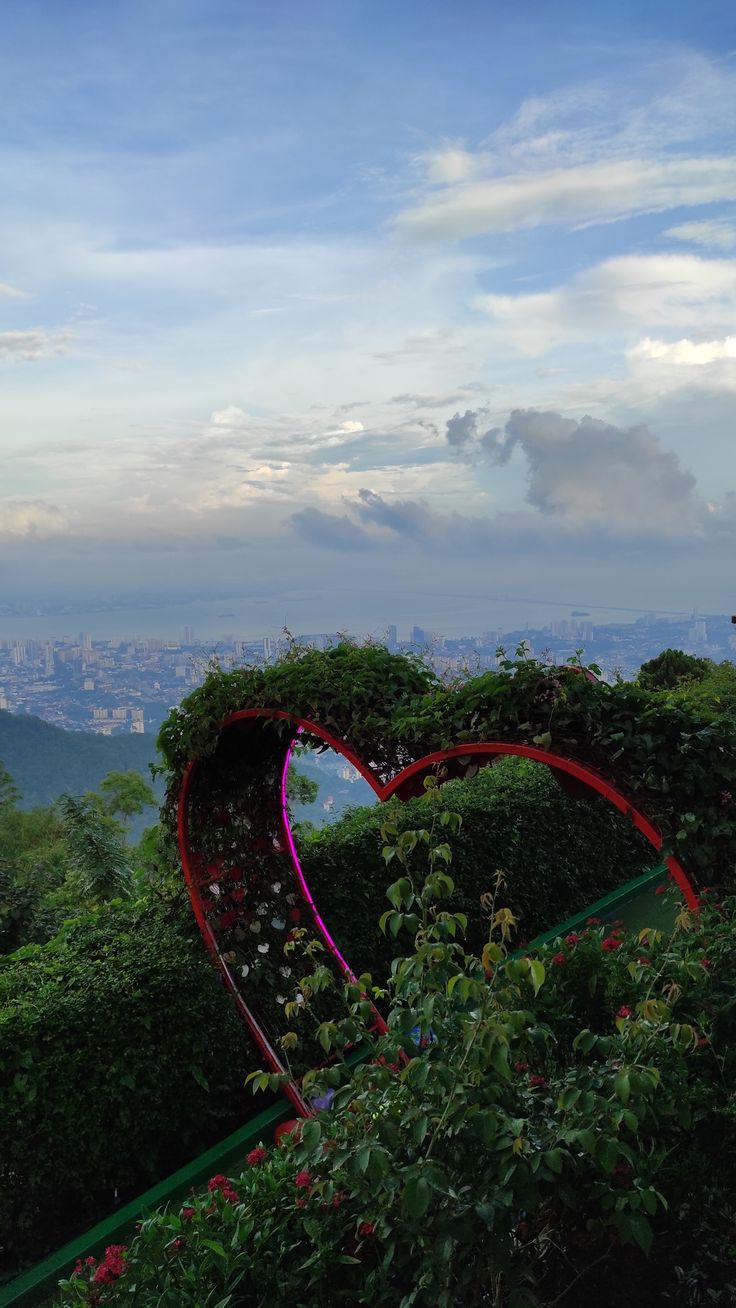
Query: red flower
[
  {"left": 92, "top": 1246, "right": 128, "bottom": 1286},
  {"left": 697, "top": 1035, "right": 709, "bottom": 1047},
  {"left": 231, "top": 888, "right": 246, "bottom": 904},
  {"left": 359, "top": 1222, "right": 375, "bottom": 1238},
  {"left": 295, "top": 1169, "right": 313, "bottom": 1189},
  {"left": 484, "top": 967, "right": 495, "bottom": 980},
  {"left": 513, "top": 1060, "right": 530, "bottom": 1073},
  {"left": 528, "top": 1073, "right": 548, "bottom": 1089},
  {"left": 654, "top": 885, "right": 666, "bottom": 896},
  {"left": 552, "top": 952, "right": 567, "bottom": 967},
  {"left": 564, "top": 932, "right": 581, "bottom": 947},
  {"left": 207, "top": 1174, "right": 240, "bottom": 1203},
  {"left": 586, "top": 916, "right": 602, "bottom": 926},
  {"left": 246, "top": 1146, "right": 268, "bottom": 1165},
  {"left": 170, "top": 1237, "right": 186, "bottom": 1253},
  {"left": 700, "top": 958, "right": 713, "bottom": 969},
  {"left": 332, "top": 1190, "right": 348, "bottom": 1208},
  {"left": 181, "top": 1207, "right": 195, "bottom": 1221},
  {"left": 617, "top": 1006, "right": 633, "bottom": 1019},
  {"left": 296, "top": 1197, "right": 308, "bottom": 1208},
  {"left": 601, "top": 936, "right": 622, "bottom": 952}
]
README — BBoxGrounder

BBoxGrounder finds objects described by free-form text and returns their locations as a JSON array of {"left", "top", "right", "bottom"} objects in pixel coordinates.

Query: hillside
[{"left": 0, "top": 710, "right": 161, "bottom": 810}]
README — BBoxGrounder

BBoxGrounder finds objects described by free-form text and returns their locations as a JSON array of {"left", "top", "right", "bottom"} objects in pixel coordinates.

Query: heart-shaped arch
[{"left": 178, "top": 708, "right": 698, "bottom": 1114}]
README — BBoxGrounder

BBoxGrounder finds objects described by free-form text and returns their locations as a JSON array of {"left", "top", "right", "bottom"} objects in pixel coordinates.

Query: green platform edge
[{"left": 0, "top": 863, "right": 671, "bottom": 1308}]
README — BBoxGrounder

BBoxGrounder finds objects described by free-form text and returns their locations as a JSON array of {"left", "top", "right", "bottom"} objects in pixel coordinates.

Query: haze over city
[{"left": 2, "top": 1, "right": 735, "bottom": 623}]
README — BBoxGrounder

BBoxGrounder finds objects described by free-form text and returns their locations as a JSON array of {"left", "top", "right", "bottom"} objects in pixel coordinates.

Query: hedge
[
  {"left": 300, "top": 756, "right": 655, "bottom": 982},
  {"left": 0, "top": 898, "right": 261, "bottom": 1275}
]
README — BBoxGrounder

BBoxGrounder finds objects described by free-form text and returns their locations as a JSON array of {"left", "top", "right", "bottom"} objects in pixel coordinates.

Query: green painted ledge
[
  {"left": 1, "top": 865, "right": 678, "bottom": 1308},
  {"left": 0, "top": 1098, "right": 290, "bottom": 1308},
  {"left": 527, "top": 862, "right": 672, "bottom": 950}
]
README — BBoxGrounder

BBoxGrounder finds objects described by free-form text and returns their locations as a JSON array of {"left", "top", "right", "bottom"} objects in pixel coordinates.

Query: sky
[{"left": 2, "top": 0, "right": 736, "bottom": 632}]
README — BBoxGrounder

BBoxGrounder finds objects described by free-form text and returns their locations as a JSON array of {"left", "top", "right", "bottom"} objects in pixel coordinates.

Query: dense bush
[
  {"left": 0, "top": 897, "right": 261, "bottom": 1273},
  {"left": 300, "top": 757, "right": 654, "bottom": 980},
  {"left": 54, "top": 810, "right": 736, "bottom": 1307},
  {"left": 159, "top": 643, "right": 736, "bottom": 884}
]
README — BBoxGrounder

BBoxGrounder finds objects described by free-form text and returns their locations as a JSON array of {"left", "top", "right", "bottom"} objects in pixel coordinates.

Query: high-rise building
[
  {"left": 387, "top": 624, "right": 397, "bottom": 650},
  {"left": 80, "top": 632, "right": 92, "bottom": 650},
  {"left": 411, "top": 625, "right": 427, "bottom": 646}
]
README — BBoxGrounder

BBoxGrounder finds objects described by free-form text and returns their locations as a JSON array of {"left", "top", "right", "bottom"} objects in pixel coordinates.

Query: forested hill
[{"left": 0, "top": 710, "right": 161, "bottom": 808}]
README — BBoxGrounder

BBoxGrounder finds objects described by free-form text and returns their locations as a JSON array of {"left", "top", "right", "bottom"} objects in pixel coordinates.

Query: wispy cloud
[
  {"left": 665, "top": 218, "right": 736, "bottom": 250},
  {"left": 395, "top": 157, "right": 736, "bottom": 242}
]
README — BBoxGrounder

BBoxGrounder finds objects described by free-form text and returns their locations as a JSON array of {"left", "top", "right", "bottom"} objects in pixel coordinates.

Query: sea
[{"left": 0, "top": 592, "right": 690, "bottom": 645}]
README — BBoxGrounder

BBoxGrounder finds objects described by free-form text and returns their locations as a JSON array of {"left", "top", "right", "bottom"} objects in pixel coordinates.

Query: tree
[
  {"left": 637, "top": 648, "right": 713, "bottom": 691},
  {"left": 286, "top": 763, "right": 319, "bottom": 810},
  {"left": 0, "top": 760, "right": 18, "bottom": 812},
  {"left": 98, "top": 769, "right": 157, "bottom": 821},
  {"left": 57, "top": 793, "right": 133, "bottom": 901}
]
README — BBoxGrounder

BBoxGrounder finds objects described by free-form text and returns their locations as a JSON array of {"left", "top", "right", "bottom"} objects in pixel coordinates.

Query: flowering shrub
[{"left": 55, "top": 799, "right": 736, "bottom": 1306}]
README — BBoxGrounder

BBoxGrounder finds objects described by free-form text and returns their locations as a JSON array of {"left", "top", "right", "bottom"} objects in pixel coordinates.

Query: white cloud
[
  {"left": 325, "top": 420, "right": 364, "bottom": 435},
  {"left": 0, "top": 500, "right": 71, "bottom": 538},
  {"left": 476, "top": 254, "right": 736, "bottom": 355},
  {"left": 665, "top": 219, "right": 736, "bottom": 250},
  {"left": 0, "top": 328, "right": 70, "bottom": 361},
  {"left": 394, "top": 157, "right": 736, "bottom": 242},
  {"left": 631, "top": 336, "right": 736, "bottom": 366},
  {"left": 0, "top": 282, "right": 27, "bottom": 299}
]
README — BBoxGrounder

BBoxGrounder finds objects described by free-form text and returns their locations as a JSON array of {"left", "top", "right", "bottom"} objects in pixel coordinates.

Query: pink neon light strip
[{"left": 280, "top": 731, "right": 360, "bottom": 987}]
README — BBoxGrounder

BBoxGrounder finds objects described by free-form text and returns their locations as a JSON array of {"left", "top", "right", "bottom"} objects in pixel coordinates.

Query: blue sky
[{"left": 2, "top": 0, "right": 736, "bottom": 629}]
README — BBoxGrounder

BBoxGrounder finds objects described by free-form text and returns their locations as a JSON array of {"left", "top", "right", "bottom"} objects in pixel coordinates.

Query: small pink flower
[
  {"left": 617, "top": 1005, "right": 633, "bottom": 1019},
  {"left": 295, "top": 1170, "right": 313, "bottom": 1189},
  {"left": 552, "top": 952, "right": 567, "bottom": 967}
]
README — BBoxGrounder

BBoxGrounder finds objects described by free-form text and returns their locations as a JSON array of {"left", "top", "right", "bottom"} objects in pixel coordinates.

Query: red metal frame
[{"left": 178, "top": 708, "right": 699, "bottom": 1112}]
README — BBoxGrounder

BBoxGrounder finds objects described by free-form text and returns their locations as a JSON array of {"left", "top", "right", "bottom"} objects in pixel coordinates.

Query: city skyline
[{"left": 2, "top": 609, "right": 732, "bottom": 736}]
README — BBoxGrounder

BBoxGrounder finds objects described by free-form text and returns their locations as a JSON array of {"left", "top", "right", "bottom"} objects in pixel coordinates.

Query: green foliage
[
  {"left": 0, "top": 760, "right": 19, "bottom": 810},
  {"left": 57, "top": 793, "right": 134, "bottom": 900},
  {"left": 0, "top": 769, "right": 168, "bottom": 953},
  {"left": 54, "top": 817, "right": 736, "bottom": 1308},
  {"left": 300, "top": 757, "right": 653, "bottom": 982},
  {"left": 0, "top": 709, "right": 160, "bottom": 810},
  {"left": 286, "top": 761, "right": 319, "bottom": 809},
  {"left": 157, "top": 642, "right": 736, "bottom": 889},
  {"left": 0, "top": 799, "right": 69, "bottom": 951},
  {"left": 98, "top": 770, "right": 157, "bottom": 820},
  {"left": 0, "top": 896, "right": 261, "bottom": 1273},
  {"left": 637, "top": 648, "right": 713, "bottom": 691}
]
